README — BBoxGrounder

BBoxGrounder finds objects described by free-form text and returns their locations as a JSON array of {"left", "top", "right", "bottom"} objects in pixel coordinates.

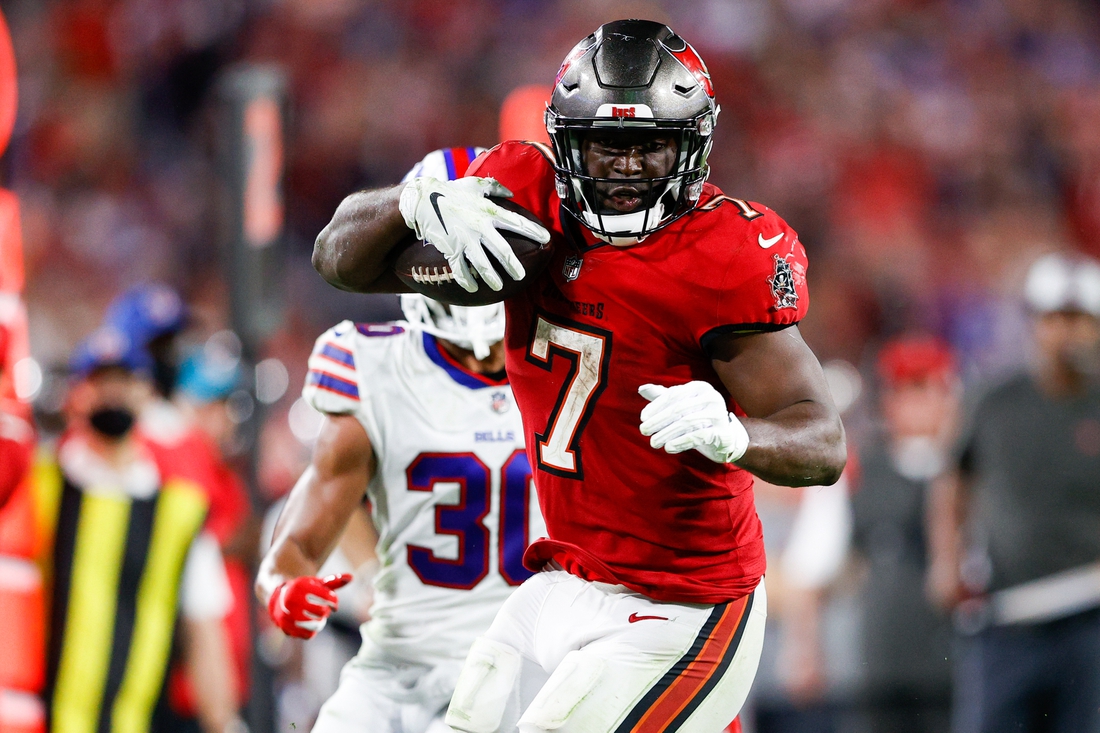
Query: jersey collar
[{"left": 422, "top": 333, "right": 508, "bottom": 389}]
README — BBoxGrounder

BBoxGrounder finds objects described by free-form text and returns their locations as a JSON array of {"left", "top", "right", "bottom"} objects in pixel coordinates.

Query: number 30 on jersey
[{"left": 405, "top": 449, "right": 535, "bottom": 589}]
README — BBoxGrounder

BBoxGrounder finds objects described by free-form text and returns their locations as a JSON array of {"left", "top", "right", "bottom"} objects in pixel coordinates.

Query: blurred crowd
[
  {"left": 1, "top": 0, "right": 1100, "bottom": 732},
  {"left": 2, "top": 0, "right": 1100, "bottom": 376},
  {"left": 6, "top": 0, "right": 1100, "bottom": 376}
]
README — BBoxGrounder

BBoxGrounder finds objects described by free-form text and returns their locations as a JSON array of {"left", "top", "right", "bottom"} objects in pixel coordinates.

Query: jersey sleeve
[
  {"left": 697, "top": 202, "right": 810, "bottom": 355},
  {"left": 303, "top": 320, "right": 364, "bottom": 415},
  {"left": 178, "top": 531, "right": 233, "bottom": 620},
  {"left": 465, "top": 140, "right": 559, "bottom": 225}
]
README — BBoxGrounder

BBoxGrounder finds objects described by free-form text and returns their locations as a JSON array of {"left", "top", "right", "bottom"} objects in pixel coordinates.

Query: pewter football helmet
[{"left": 546, "top": 20, "right": 719, "bottom": 244}]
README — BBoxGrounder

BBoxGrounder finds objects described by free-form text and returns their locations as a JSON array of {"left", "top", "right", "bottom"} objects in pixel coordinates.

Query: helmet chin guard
[
  {"left": 547, "top": 20, "right": 718, "bottom": 244},
  {"left": 398, "top": 294, "right": 505, "bottom": 360},
  {"left": 581, "top": 206, "right": 669, "bottom": 247}
]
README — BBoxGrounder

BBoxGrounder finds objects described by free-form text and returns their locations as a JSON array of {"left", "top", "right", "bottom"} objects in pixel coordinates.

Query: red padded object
[
  {"left": 0, "top": 10, "right": 15, "bottom": 157},
  {"left": 0, "top": 557, "right": 45, "bottom": 692}
]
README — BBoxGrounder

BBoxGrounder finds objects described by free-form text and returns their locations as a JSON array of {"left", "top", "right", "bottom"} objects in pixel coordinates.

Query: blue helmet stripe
[{"left": 442, "top": 148, "right": 458, "bottom": 180}]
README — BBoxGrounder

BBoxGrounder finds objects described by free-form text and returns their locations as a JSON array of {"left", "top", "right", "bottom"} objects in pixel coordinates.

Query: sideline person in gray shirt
[{"left": 927, "top": 252, "right": 1100, "bottom": 733}]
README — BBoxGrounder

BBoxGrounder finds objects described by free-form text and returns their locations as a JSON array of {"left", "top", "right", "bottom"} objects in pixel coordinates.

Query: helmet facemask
[
  {"left": 399, "top": 294, "right": 505, "bottom": 360},
  {"left": 548, "top": 113, "right": 715, "bottom": 244}
]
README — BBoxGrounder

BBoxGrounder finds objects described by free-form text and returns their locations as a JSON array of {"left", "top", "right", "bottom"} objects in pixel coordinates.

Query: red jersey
[
  {"left": 140, "top": 405, "right": 250, "bottom": 546},
  {"left": 467, "top": 141, "right": 810, "bottom": 603}
]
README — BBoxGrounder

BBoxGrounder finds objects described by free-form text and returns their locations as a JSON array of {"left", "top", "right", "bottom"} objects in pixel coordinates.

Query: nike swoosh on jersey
[
  {"left": 628, "top": 613, "right": 669, "bottom": 623},
  {"left": 758, "top": 232, "right": 783, "bottom": 248},
  {"left": 429, "top": 192, "right": 449, "bottom": 234}
]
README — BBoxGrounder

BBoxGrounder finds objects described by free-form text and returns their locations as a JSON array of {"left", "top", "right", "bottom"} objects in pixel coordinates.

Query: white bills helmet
[
  {"left": 398, "top": 147, "right": 503, "bottom": 359},
  {"left": 399, "top": 294, "right": 505, "bottom": 360}
]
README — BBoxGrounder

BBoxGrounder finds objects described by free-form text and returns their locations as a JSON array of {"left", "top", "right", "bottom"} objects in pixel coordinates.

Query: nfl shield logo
[
  {"left": 563, "top": 255, "right": 583, "bottom": 282},
  {"left": 491, "top": 391, "right": 509, "bottom": 414}
]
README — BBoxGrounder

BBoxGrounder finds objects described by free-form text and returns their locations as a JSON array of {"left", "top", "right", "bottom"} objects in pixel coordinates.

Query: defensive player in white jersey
[{"left": 256, "top": 147, "right": 545, "bottom": 733}]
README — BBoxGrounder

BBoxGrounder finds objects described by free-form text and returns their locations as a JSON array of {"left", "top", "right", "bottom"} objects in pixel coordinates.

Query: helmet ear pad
[{"left": 548, "top": 20, "right": 718, "bottom": 243}]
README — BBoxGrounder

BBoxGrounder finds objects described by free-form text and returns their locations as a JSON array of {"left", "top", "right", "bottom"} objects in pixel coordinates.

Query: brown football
[{"left": 392, "top": 197, "right": 554, "bottom": 307}]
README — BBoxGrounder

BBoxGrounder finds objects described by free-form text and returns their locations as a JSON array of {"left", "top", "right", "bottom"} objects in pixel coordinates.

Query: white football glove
[
  {"left": 398, "top": 176, "right": 551, "bottom": 293},
  {"left": 638, "top": 382, "right": 750, "bottom": 464}
]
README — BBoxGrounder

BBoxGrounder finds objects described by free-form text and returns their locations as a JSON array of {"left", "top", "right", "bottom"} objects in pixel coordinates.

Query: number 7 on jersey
[{"left": 526, "top": 315, "right": 612, "bottom": 478}]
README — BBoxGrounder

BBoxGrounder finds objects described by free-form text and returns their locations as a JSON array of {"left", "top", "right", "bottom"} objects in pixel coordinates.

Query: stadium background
[{"left": 1, "top": 0, "right": 1098, "bottom": 731}]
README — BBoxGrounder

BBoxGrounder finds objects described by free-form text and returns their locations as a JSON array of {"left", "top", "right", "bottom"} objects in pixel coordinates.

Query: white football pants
[
  {"left": 312, "top": 635, "right": 463, "bottom": 733},
  {"left": 445, "top": 568, "right": 766, "bottom": 733}
]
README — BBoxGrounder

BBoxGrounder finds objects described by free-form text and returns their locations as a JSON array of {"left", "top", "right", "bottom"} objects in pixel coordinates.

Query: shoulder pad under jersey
[{"left": 303, "top": 320, "right": 406, "bottom": 414}]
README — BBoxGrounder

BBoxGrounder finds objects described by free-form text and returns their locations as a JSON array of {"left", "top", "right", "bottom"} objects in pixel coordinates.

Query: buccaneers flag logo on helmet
[{"left": 664, "top": 39, "right": 715, "bottom": 99}]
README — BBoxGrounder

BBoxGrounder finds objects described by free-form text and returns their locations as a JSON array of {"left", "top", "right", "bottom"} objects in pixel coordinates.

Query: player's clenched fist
[
  {"left": 398, "top": 176, "right": 550, "bottom": 293},
  {"left": 267, "top": 573, "right": 352, "bottom": 639},
  {"left": 638, "top": 382, "right": 750, "bottom": 464}
]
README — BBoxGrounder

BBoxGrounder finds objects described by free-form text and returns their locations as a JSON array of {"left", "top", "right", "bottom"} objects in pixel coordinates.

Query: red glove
[{"left": 267, "top": 573, "right": 352, "bottom": 639}]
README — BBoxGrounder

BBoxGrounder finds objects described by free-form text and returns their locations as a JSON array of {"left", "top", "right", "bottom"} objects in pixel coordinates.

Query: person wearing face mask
[
  {"left": 847, "top": 336, "right": 959, "bottom": 733},
  {"left": 39, "top": 326, "right": 240, "bottom": 733},
  {"left": 104, "top": 288, "right": 254, "bottom": 731},
  {"left": 927, "top": 252, "right": 1100, "bottom": 733},
  {"left": 106, "top": 285, "right": 250, "bottom": 557}
]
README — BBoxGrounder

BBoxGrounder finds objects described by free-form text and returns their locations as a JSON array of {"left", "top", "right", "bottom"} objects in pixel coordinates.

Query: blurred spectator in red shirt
[
  {"left": 101, "top": 285, "right": 253, "bottom": 727},
  {"left": 104, "top": 284, "right": 250, "bottom": 548}
]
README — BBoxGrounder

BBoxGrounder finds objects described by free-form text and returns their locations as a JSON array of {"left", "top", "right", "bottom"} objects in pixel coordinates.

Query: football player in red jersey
[{"left": 312, "top": 19, "right": 846, "bottom": 733}]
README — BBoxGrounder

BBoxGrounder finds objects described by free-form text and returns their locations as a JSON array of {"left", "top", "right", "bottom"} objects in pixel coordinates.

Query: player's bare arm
[
  {"left": 314, "top": 177, "right": 548, "bottom": 294},
  {"left": 313, "top": 185, "right": 409, "bottom": 293},
  {"left": 257, "top": 413, "right": 374, "bottom": 596},
  {"left": 256, "top": 413, "right": 374, "bottom": 637},
  {"left": 641, "top": 326, "right": 845, "bottom": 487},
  {"left": 709, "top": 326, "right": 845, "bottom": 486}
]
